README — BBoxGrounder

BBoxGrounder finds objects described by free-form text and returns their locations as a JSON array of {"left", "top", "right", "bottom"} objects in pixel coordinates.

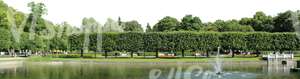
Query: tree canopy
[
  {"left": 179, "top": 15, "right": 203, "bottom": 31},
  {"left": 240, "top": 11, "right": 274, "bottom": 32},
  {"left": 122, "top": 20, "right": 143, "bottom": 32},
  {"left": 273, "top": 11, "right": 295, "bottom": 32},
  {"left": 152, "top": 16, "right": 180, "bottom": 32}
]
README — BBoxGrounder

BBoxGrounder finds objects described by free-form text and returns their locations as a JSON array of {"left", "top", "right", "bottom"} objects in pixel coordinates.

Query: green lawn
[
  {"left": 295, "top": 57, "right": 300, "bottom": 60},
  {"left": 26, "top": 56, "right": 264, "bottom": 62}
]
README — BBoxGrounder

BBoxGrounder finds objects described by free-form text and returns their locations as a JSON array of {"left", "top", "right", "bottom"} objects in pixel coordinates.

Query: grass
[
  {"left": 295, "top": 57, "right": 300, "bottom": 60},
  {"left": 26, "top": 56, "right": 263, "bottom": 63}
]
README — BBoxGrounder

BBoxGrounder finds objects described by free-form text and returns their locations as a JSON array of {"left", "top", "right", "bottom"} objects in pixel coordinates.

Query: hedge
[
  {"left": 68, "top": 32, "right": 300, "bottom": 52},
  {"left": 51, "top": 54, "right": 94, "bottom": 58}
]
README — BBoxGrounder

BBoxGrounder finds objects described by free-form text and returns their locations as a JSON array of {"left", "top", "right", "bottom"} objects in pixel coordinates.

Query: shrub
[
  {"left": 69, "top": 32, "right": 300, "bottom": 52},
  {"left": 53, "top": 54, "right": 94, "bottom": 58}
]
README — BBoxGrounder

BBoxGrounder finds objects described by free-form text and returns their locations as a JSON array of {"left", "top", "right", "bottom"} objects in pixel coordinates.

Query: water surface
[{"left": 0, "top": 60, "right": 298, "bottom": 79}]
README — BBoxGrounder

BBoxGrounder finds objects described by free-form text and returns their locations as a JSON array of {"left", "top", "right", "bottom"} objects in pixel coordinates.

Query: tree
[
  {"left": 123, "top": 20, "right": 143, "bottom": 32},
  {"left": 81, "top": 17, "right": 101, "bottom": 33},
  {"left": 240, "top": 11, "right": 274, "bottom": 32},
  {"left": 27, "top": 2, "right": 47, "bottom": 17},
  {"left": 81, "top": 17, "right": 102, "bottom": 56},
  {"left": 202, "top": 22, "right": 218, "bottom": 31},
  {"left": 214, "top": 20, "right": 254, "bottom": 32},
  {"left": 152, "top": 16, "right": 179, "bottom": 32},
  {"left": 50, "top": 22, "right": 74, "bottom": 52},
  {"left": 0, "top": 29, "right": 11, "bottom": 52},
  {"left": 146, "top": 23, "right": 152, "bottom": 32},
  {"left": 24, "top": 2, "right": 48, "bottom": 36},
  {"left": 273, "top": 11, "right": 295, "bottom": 32},
  {"left": 103, "top": 18, "right": 123, "bottom": 32},
  {"left": 179, "top": 15, "right": 202, "bottom": 31},
  {"left": 19, "top": 33, "right": 45, "bottom": 55},
  {"left": 0, "top": 0, "right": 9, "bottom": 29}
]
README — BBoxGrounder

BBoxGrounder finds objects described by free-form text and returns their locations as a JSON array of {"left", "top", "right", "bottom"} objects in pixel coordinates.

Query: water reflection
[
  {"left": 264, "top": 59, "right": 294, "bottom": 74},
  {"left": 0, "top": 61, "right": 298, "bottom": 79}
]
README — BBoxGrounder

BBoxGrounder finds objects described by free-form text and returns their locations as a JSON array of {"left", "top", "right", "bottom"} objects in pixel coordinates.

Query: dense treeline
[
  {"left": 1, "top": 0, "right": 300, "bottom": 56},
  {"left": 69, "top": 32, "right": 300, "bottom": 52},
  {"left": 149, "top": 11, "right": 300, "bottom": 32}
]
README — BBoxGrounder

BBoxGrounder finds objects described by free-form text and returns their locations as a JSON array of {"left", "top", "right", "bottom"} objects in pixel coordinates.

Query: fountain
[
  {"left": 215, "top": 46, "right": 222, "bottom": 75},
  {"left": 196, "top": 46, "right": 258, "bottom": 79}
]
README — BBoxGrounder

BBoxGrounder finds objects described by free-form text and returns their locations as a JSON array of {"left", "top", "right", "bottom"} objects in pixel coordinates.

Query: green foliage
[
  {"left": 24, "top": 2, "right": 48, "bottom": 35},
  {"left": 52, "top": 54, "right": 94, "bottom": 58},
  {"left": 69, "top": 33, "right": 83, "bottom": 51},
  {"left": 179, "top": 15, "right": 202, "bottom": 31},
  {"left": 69, "top": 32, "right": 300, "bottom": 52},
  {"left": 152, "top": 16, "right": 180, "bottom": 32},
  {"left": 0, "top": 0, "right": 9, "bottom": 29},
  {"left": 171, "top": 32, "right": 220, "bottom": 50},
  {"left": 102, "top": 32, "right": 118, "bottom": 51},
  {"left": 50, "top": 36, "right": 67, "bottom": 50},
  {"left": 117, "top": 32, "right": 144, "bottom": 52},
  {"left": 122, "top": 20, "right": 143, "bottom": 32},
  {"left": 1, "top": 0, "right": 300, "bottom": 54},
  {"left": 0, "top": 29, "right": 11, "bottom": 50},
  {"left": 220, "top": 32, "right": 248, "bottom": 50},
  {"left": 240, "top": 11, "right": 274, "bottom": 32},
  {"left": 27, "top": 2, "right": 47, "bottom": 17},
  {"left": 273, "top": 11, "right": 295, "bottom": 32},
  {"left": 18, "top": 33, "right": 45, "bottom": 51},
  {"left": 103, "top": 18, "right": 123, "bottom": 32},
  {"left": 214, "top": 20, "right": 254, "bottom": 32},
  {"left": 81, "top": 17, "right": 101, "bottom": 33}
]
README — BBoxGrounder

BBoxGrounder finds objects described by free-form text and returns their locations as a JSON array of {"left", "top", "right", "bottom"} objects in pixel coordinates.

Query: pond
[{"left": 0, "top": 60, "right": 299, "bottom": 79}]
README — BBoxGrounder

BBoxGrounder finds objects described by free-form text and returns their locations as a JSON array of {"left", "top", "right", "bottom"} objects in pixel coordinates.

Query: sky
[{"left": 3, "top": 0, "right": 300, "bottom": 28}]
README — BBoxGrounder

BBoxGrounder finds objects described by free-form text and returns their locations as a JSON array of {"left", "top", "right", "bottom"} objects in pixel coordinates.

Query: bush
[
  {"left": 69, "top": 32, "right": 300, "bottom": 52},
  {"left": 53, "top": 54, "right": 94, "bottom": 58}
]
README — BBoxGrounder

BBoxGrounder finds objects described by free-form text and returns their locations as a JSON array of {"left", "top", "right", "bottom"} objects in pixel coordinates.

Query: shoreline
[
  {"left": 0, "top": 57, "right": 298, "bottom": 64},
  {"left": 0, "top": 57, "right": 26, "bottom": 61}
]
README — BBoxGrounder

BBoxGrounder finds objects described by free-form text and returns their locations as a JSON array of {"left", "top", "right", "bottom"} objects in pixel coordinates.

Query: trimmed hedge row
[
  {"left": 51, "top": 54, "right": 94, "bottom": 58},
  {"left": 69, "top": 32, "right": 300, "bottom": 52}
]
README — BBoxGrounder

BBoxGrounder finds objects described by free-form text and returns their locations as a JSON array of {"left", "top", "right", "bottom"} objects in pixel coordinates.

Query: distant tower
[
  {"left": 146, "top": 23, "right": 152, "bottom": 32},
  {"left": 118, "top": 17, "right": 122, "bottom": 26}
]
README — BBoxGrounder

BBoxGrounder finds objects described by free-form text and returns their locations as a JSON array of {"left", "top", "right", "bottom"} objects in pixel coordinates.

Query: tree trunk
[
  {"left": 24, "top": 50, "right": 27, "bottom": 57},
  {"left": 10, "top": 49, "right": 15, "bottom": 57},
  {"left": 9, "top": 49, "right": 12, "bottom": 57},
  {"left": 104, "top": 51, "right": 108, "bottom": 58},
  {"left": 94, "top": 52, "right": 97, "bottom": 58},
  {"left": 231, "top": 49, "right": 235, "bottom": 58},
  {"left": 156, "top": 50, "right": 159, "bottom": 58},
  {"left": 131, "top": 52, "right": 133, "bottom": 58},
  {"left": 144, "top": 52, "right": 146, "bottom": 58},
  {"left": 206, "top": 50, "right": 209, "bottom": 58},
  {"left": 80, "top": 49, "right": 83, "bottom": 58},
  {"left": 7, "top": 50, "right": 9, "bottom": 56},
  {"left": 181, "top": 50, "right": 185, "bottom": 58},
  {"left": 256, "top": 50, "right": 260, "bottom": 57},
  {"left": 7, "top": 49, "right": 11, "bottom": 56},
  {"left": 50, "top": 50, "right": 53, "bottom": 58}
]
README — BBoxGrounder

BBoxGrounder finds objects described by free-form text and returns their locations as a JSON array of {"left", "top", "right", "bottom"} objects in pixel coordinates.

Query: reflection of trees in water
[
  {"left": 264, "top": 59, "right": 294, "bottom": 75},
  {"left": 0, "top": 61, "right": 23, "bottom": 79},
  {"left": 0, "top": 62, "right": 153, "bottom": 79},
  {"left": 0, "top": 62, "right": 299, "bottom": 79}
]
